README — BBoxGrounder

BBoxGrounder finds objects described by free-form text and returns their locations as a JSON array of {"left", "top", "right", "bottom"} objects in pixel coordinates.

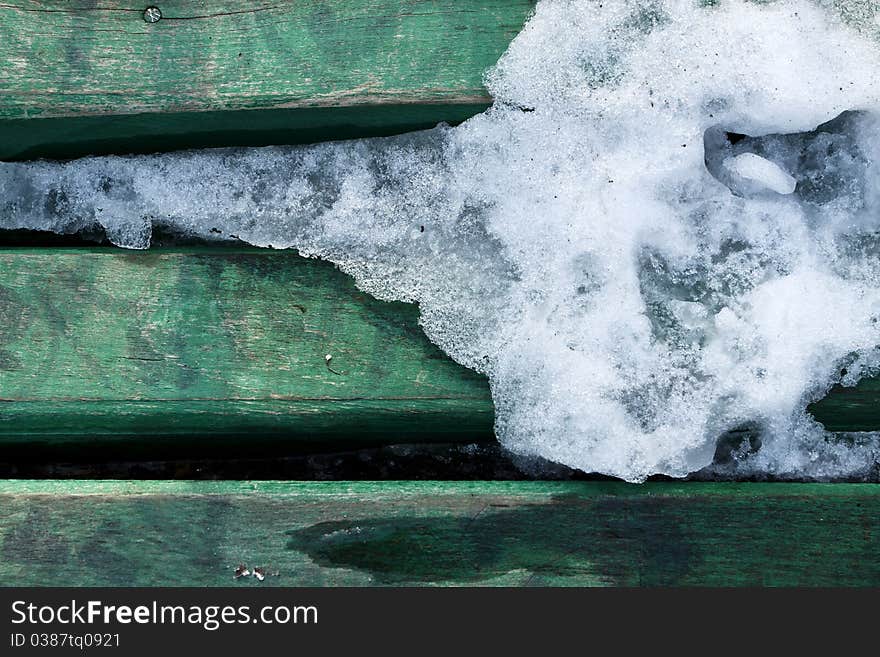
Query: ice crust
[{"left": 3, "top": 0, "right": 880, "bottom": 481}]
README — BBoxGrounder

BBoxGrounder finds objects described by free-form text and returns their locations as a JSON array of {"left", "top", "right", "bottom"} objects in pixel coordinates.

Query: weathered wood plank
[
  {"left": 809, "top": 378, "right": 880, "bottom": 433},
  {"left": 0, "top": 245, "right": 875, "bottom": 455},
  {"left": 0, "top": 0, "right": 534, "bottom": 159},
  {"left": 0, "top": 248, "right": 493, "bottom": 455},
  {"left": 1, "top": 480, "right": 878, "bottom": 586}
]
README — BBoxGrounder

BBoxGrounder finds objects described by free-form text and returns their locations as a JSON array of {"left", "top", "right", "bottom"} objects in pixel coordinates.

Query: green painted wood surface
[
  {"left": 1, "top": 480, "right": 878, "bottom": 586},
  {"left": 809, "top": 378, "right": 880, "bottom": 433},
  {"left": 0, "top": 248, "right": 493, "bottom": 455},
  {"left": 0, "top": 0, "right": 534, "bottom": 159},
  {"left": 0, "top": 245, "right": 875, "bottom": 457}
]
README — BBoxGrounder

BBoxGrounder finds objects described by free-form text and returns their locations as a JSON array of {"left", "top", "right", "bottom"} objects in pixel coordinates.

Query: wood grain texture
[
  {"left": 1, "top": 480, "right": 878, "bottom": 586},
  {"left": 0, "top": 0, "right": 534, "bottom": 159},
  {"left": 0, "top": 248, "right": 493, "bottom": 455}
]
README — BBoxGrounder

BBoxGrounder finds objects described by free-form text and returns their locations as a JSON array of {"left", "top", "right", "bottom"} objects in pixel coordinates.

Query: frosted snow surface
[{"left": 3, "top": 0, "right": 880, "bottom": 481}]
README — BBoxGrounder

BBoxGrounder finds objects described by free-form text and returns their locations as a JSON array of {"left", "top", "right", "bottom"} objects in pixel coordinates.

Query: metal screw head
[{"left": 143, "top": 6, "right": 162, "bottom": 23}]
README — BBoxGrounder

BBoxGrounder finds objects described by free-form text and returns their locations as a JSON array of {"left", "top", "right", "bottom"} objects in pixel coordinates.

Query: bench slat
[
  {"left": 0, "top": 248, "right": 493, "bottom": 456},
  {"left": 0, "top": 0, "right": 534, "bottom": 159},
  {"left": 809, "top": 377, "right": 880, "bottom": 433},
  {"left": 1, "top": 480, "right": 878, "bottom": 586}
]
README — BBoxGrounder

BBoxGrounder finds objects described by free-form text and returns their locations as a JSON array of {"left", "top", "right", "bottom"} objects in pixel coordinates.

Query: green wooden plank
[
  {"left": 809, "top": 378, "right": 880, "bottom": 433},
  {"left": 0, "top": 245, "right": 875, "bottom": 455},
  {"left": 1, "top": 480, "right": 878, "bottom": 586},
  {"left": 0, "top": 0, "right": 534, "bottom": 159},
  {"left": 0, "top": 248, "right": 494, "bottom": 455},
  {"left": 0, "top": 244, "right": 874, "bottom": 451}
]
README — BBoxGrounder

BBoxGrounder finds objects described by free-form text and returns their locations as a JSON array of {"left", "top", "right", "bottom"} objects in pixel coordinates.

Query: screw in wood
[{"left": 143, "top": 6, "right": 162, "bottom": 23}]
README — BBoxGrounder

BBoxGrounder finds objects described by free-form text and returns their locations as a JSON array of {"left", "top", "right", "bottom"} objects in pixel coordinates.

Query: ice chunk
[
  {"left": 723, "top": 153, "right": 797, "bottom": 195},
  {"left": 3, "top": 0, "right": 880, "bottom": 481}
]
